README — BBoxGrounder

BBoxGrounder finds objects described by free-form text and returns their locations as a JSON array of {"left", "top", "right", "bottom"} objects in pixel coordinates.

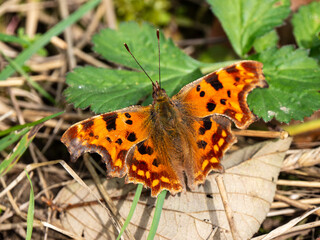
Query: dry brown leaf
[{"left": 53, "top": 138, "right": 292, "bottom": 239}]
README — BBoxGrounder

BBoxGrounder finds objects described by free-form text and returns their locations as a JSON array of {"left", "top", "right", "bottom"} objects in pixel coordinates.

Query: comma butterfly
[{"left": 61, "top": 31, "right": 267, "bottom": 197}]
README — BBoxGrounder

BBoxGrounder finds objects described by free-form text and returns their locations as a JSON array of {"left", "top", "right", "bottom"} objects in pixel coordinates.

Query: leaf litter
[{"left": 53, "top": 138, "right": 292, "bottom": 239}]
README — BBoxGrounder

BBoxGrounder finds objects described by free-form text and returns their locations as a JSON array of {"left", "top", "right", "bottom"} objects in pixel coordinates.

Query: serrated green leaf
[
  {"left": 248, "top": 46, "right": 320, "bottom": 122},
  {"left": 66, "top": 22, "right": 202, "bottom": 113},
  {"left": 207, "top": 0, "right": 290, "bottom": 57},
  {"left": 93, "top": 22, "right": 200, "bottom": 75},
  {"left": 253, "top": 30, "right": 279, "bottom": 53},
  {"left": 292, "top": 1, "right": 320, "bottom": 49}
]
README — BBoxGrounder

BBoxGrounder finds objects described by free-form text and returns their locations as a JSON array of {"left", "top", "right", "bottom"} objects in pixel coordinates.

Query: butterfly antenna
[
  {"left": 124, "top": 43, "right": 155, "bottom": 86},
  {"left": 157, "top": 29, "right": 161, "bottom": 88}
]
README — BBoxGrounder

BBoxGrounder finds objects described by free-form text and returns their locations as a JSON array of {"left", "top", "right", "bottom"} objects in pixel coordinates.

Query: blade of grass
[
  {"left": 116, "top": 184, "right": 143, "bottom": 240},
  {"left": 0, "top": 111, "right": 63, "bottom": 137},
  {"left": 0, "top": 0, "right": 101, "bottom": 80},
  {"left": 0, "top": 124, "right": 42, "bottom": 176},
  {"left": 147, "top": 190, "right": 167, "bottom": 240},
  {"left": 1, "top": 51, "right": 55, "bottom": 103},
  {"left": 25, "top": 169, "right": 34, "bottom": 240},
  {"left": 0, "top": 33, "right": 30, "bottom": 45},
  {"left": 0, "top": 127, "right": 30, "bottom": 152}
]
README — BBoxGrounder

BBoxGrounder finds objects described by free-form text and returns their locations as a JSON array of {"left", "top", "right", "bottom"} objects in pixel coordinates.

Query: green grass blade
[
  {"left": 0, "top": 124, "right": 42, "bottom": 176},
  {"left": 147, "top": 190, "right": 167, "bottom": 240},
  {"left": 0, "top": 33, "right": 29, "bottom": 45},
  {"left": 1, "top": 51, "right": 55, "bottom": 103},
  {"left": 116, "top": 184, "right": 143, "bottom": 240},
  {"left": 25, "top": 170, "right": 34, "bottom": 240},
  {"left": 0, "top": 127, "right": 30, "bottom": 152},
  {"left": 0, "top": 111, "right": 64, "bottom": 137},
  {"left": 0, "top": 0, "right": 101, "bottom": 80}
]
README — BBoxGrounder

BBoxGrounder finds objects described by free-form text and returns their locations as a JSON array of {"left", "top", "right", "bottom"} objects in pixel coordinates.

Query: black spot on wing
[
  {"left": 82, "top": 120, "right": 94, "bottom": 131},
  {"left": 115, "top": 138, "right": 123, "bottom": 145},
  {"left": 200, "top": 91, "right": 205, "bottom": 97},
  {"left": 103, "top": 113, "right": 118, "bottom": 132},
  {"left": 137, "top": 142, "right": 154, "bottom": 155},
  {"left": 106, "top": 137, "right": 112, "bottom": 142},
  {"left": 152, "top": 158, "right": 159, "bottom": 167},
  {"left": 207, "top": 101, "right": 216, "bottom": 112},
  {"left": 127, "top": 132, "right": 137, "bottom": 142},
  {"left": 226, "top": 65, "right": 239, "bottom": 74},
  {"left": 125, "top": 120, "right": 133, "bottom": 125},
  {"left": 199, "top": 117, "right": 212, "bottom": 135},
  {"left": 205, "top": 72, "right": 223, "bottom": 91},
  {"left": 197, "top": 140, "right": 207, "bottom": 149},
  {"left": 125, "top": 113, "right": 131, "bottom": 118},
  {"left": 227, "top": 90, "right": 231, "bottom": 98},
  {"left": 220, "top": 99, "right": 226, "bottom": 105},
  {"left": 196, "top": 85, "right": 201, "bottom": 92}
]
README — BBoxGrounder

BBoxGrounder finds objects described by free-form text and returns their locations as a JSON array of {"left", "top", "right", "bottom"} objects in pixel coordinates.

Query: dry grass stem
[{"left": 215, "top": 174, "right": 240, "bottom": 240}]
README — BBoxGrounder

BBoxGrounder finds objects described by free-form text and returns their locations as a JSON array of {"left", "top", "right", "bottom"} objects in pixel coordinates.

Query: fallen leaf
[{"left": 53, "top": 138, "right": 292, "bottom": 239}]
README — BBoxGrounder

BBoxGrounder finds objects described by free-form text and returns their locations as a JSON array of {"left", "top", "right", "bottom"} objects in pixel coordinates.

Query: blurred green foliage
[{"left": 114, "top": 0, "right": 171, "bottom": 25}]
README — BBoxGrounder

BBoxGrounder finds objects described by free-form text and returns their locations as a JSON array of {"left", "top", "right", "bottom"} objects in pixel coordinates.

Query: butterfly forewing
[
  {"left": 175, "top": 61, "right": 267, "bottom": 129},
  {"left": 61, "top": 106, "right": 150, "bottom": 178}
]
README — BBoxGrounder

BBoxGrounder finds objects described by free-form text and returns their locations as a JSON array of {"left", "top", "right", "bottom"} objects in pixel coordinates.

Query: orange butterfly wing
[
  {"left": 174, "top": 61, "right": 267, "bottom": 128},
  {"left": 174, "top": 61, "right": 267, "bottom": 188},
  {"left": 126, "top": 139, "right": 183, "bottom": 197},
  {"left": 189, "top": 116, "right": 236, "bottom": 187},
  {"left": 61, "top": 106, "right": 183, "bottom": 196},
  {"left": 61, "top": 106, "right": 150, "bottom": 178}
]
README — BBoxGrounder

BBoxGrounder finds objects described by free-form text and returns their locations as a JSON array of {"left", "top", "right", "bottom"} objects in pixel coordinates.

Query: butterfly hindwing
[
  {"left": 126, "top": 139, "right": 183, "bottom": 197},
  {"left": 61, "top": 106, "right": 150, "bottom": 178},
  {"left": 174, "top": 61, "right": 267, "bottom": 129},
  {"left": 190, "top": 116, "right": 236, "bottom": 186}
]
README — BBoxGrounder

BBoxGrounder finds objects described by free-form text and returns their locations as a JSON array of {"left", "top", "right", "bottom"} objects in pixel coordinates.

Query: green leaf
[
  {"left": 253, "top": 30, "right": 279, "bottom": 53},
  {"left": 248, "top": 46, "right": 320, "bottom": 122},
  {"left": 66, "top": 22, "right": 202, "bottom": 113},
  {"left": 207, "top": 0, "right": 290, "bottom": 57},
  {"left": 292, "top": 1, "right": 320, "bottom": 49},
  {"left": 25, "top": 170, "right": 35, "bottom": 240}
]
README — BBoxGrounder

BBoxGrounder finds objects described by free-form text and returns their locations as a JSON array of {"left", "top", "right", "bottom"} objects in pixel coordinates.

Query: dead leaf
[{"left": 53, "top": 138, "right": 292, "bottom": 240}]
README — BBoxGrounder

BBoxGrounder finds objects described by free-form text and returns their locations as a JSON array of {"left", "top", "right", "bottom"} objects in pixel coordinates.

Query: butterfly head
[{"left": 152, "top": 81, "right": 169, "bottom": 104}]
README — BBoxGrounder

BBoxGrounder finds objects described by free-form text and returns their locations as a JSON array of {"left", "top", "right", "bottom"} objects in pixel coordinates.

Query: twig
[
  {"left": 215, "top": 174, "right": 240, "bottom": 240},
  {"left": 103, "top": 0, "right": 117, "bottom": 29},
  {"left": 233, "top": 129, "right": 288, "bottom": 139},
  {"left": 277, "top": 179, "right": 320, "bottom": 188},
  {"left": 58, "top": 0, "right": 76, "bottom": 69},
  {"left": 274, "top": 194, "right": 320, "bottom": 216},
  {"left": 26, "top": 0, "right": 39, "bottom": 38}
]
